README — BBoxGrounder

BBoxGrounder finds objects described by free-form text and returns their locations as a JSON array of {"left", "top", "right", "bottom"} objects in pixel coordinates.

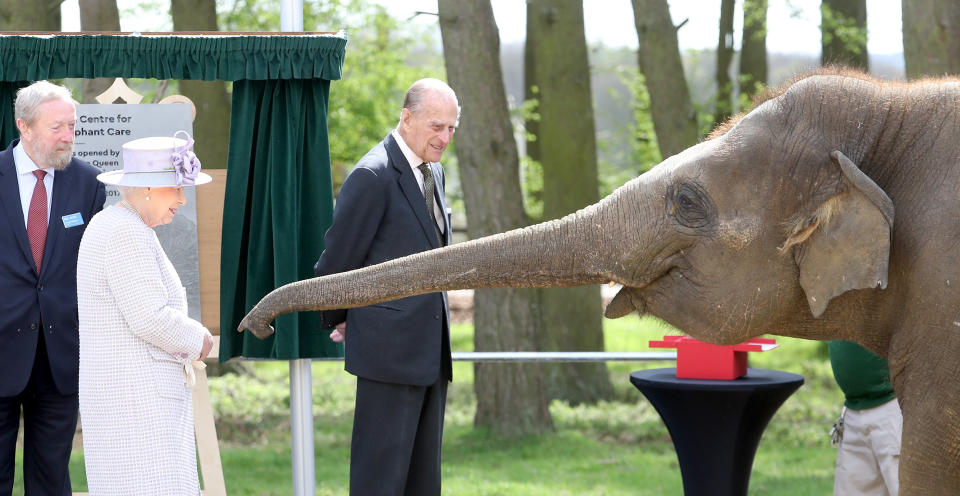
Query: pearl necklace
[{"left": 116, "top": 200, "right": 145, "bottom": 224}]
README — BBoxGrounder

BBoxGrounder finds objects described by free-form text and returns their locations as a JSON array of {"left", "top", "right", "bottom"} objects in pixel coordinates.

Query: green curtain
[
  {"left": 0, "top": 34, "right": 346, "bottom": 360},
  {"left": 0, "top": 82, "right": 28, "bottom": 147},
  {"left": 219, "top": 79, "right": 342, "bottom": 360},
  {"left": 0, "top": 35, "right": 345, "bottom": 82}
]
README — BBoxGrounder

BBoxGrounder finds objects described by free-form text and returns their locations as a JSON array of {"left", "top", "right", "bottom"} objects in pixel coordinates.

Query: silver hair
[
  {"left": 401, "top": 78, "right": 461, "bottom": 124},
  {"left": 15, "top": 81, "right": 76, "bottom": 127},
  {"left": 117, "top": 185, "right": 146, "bottom": 199}
]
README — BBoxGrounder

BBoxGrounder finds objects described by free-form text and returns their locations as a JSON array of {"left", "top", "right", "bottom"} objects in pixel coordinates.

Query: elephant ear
[{"left": 784, "top": 150, "right": 894, "bottom": 318}]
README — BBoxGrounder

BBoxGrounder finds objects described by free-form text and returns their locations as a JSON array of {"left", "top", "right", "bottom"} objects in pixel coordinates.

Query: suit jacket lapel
[
  {"left": 386, "top": 135, "right": 442, "bottom": 248},
  {"left": 0, "top": 144, "right": 37, "bottom": 274},
  {"left": 431, "top": 162, "right": 450, "bottom": 246}
]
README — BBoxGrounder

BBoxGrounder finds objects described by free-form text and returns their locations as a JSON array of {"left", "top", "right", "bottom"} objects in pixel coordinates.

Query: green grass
[{"left": 17, "top": 315, "right": 842, "bottom": 495}]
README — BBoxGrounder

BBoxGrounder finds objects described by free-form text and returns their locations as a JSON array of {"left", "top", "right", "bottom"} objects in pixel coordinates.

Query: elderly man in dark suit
[
  {"left": 0, "top": 81, "right": 105, "bottom": 494},
  {"left": 314, "top": 78, "right": 458, "bottom": 496}
]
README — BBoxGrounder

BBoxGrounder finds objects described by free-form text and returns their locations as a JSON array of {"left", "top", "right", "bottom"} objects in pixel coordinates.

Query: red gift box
[{"left": 649, "top": 335, "right": 779, "bottom": 380}]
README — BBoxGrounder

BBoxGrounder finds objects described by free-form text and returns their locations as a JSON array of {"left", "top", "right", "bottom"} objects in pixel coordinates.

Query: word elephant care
[{"left": 240, "top": 69, "right": 960, "bottom": 495}]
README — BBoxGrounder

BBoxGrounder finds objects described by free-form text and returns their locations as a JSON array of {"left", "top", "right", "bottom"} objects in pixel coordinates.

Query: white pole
[
  {"left": 281, "top": 0, "right": 305, "bottom": 31},
  {"left": 280, "top": 2, "right": 312, "bottom": 496},
  {"left": 289, "top": 358, "right": 314, "bottom": 496}
]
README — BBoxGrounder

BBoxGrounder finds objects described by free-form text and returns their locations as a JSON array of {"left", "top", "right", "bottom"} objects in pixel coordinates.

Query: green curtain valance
[{"left": 0, "top": 34, "right": 346, "bottom": 82}]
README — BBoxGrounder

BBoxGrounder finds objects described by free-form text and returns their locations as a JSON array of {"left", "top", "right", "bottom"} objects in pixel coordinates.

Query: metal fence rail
[
  {"left": 299, "top": 350, "right": 675, "bottom": 496},
  {"left": 314, "top": 351, "right": 677, "bottom": 362},
  {"left": 453, "top": 351, "right": 677, "bottom": 361}
]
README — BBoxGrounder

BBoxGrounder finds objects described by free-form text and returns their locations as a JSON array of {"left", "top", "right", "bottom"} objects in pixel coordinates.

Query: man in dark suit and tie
[
  {"left": 0, "top": 81, "right": 105, "bottom": 494},
  {"left": 314, "top": 78, "right": 458, "bottom": 496}
]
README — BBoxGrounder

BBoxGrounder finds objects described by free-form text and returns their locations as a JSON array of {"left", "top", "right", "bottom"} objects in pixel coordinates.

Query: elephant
[{"left": 239, "top": 69, "right": 960, "bottom": 495}]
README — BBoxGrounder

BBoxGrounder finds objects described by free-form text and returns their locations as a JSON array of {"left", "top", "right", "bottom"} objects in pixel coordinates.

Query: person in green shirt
[{"left": 829, "top": 340, "right": 902, "bottom": 496}]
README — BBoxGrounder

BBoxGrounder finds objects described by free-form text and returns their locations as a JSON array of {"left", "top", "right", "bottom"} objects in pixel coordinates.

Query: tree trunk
[
  {"left": 820, "top": 0, "right": 868, "bottom": 70},
  {"left": 79, "top": 0, "right": 120, "bottom": 103},
  {"left": 526, "top": 0, "right": 612, "bottom": 405},
  {"left": 714, "top": 0, "right": 736, "bottom": 126},
  {"left": 739, "top": 0, "right": 768, "bottom": 102},
  {"left": 902, "top": 0, "right": 960, "bottom": 78},
  {"left": 630, "top": 0, "right": 698, "bottom": 159},
  {"left": 522, "top": 3, "right": 543, "bottom": 218},
  {"left": 171, "top": 0, "right": 231, "bottom": 170},
  {"left": 0, "top": 0, "right": 61, "bottom": 31},
  {"left": 523, "top": 4, "right": 540, "bottom": 168},
  {"left": 438, "top": 0, "right": 553, "bottom": 435}
]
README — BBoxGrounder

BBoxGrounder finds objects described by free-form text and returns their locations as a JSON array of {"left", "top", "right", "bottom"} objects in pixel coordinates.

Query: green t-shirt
[{"left": 828, "top": 340, "right": 896, "bottom": 410}]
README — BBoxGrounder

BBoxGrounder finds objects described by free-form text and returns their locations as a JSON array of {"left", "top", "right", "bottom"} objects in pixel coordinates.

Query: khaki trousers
[{"left": 834, "top": 398, "right": 902, "bottom": 496}]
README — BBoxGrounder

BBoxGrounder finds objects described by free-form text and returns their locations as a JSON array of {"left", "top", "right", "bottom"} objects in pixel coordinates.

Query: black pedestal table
[{"left": 630, "top": 368, "right": 804, "bottom": 496}]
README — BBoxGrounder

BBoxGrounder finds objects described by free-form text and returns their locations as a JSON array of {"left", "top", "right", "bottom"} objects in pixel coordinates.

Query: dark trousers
[
  {"left": 350, "top": 373, "right": 449, "bottom": 496},
  {"left": 0, "top": 332, "right": 76, "bottom": 496}
]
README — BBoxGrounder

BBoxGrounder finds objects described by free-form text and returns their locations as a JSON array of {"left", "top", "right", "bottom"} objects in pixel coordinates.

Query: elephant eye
[{"left": 668, "top": 181, "right": 714, "bottom": 228}]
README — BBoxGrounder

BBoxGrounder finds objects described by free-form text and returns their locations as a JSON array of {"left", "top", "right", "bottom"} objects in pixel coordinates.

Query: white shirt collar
[
  {"left": 392, "top": 128, "right": 426, "bottom": 172},
  {"left": 13, "top": 141, "right": 56, "bottom": 179},
  {"left": 392, "top": 129, "right": 446, "bottom": 235}
]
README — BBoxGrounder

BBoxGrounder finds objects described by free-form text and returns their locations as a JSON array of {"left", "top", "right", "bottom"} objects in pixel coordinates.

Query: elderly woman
[{"left": 77, "top": 132, "right": 213, "bottom": 495}]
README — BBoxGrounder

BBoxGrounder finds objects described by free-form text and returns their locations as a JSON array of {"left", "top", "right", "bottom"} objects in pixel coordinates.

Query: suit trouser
[
  {"left": 834, "top": 398, "right": 902, "bottom": 496},
  {"left": 0, "top": 331, "right": 76, "bottom": 496},
  {"left": 350, "top": 373, "right": 448, "bottom": 496}
]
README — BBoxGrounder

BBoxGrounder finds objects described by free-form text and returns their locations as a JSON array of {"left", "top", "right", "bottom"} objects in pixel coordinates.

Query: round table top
[{"left": 630, "top": 368, "right": 804, "bottom": 392}]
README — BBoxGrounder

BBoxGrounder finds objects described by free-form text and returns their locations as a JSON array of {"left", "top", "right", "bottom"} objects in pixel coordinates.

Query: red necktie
[{"left": 27, "top": 169, "right": 47, "bottom": 273}]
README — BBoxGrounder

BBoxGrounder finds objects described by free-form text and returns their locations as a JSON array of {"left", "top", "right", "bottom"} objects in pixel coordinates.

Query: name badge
[{"left": 62, "top": 213, "right": 84, "bottom": 228}]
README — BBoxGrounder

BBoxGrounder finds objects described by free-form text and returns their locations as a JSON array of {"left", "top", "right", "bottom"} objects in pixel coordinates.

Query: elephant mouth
[
  {"left": 604, "top": 270, "right": 678, "bottom": 319},
  {"left": 604, "top": 247, "right": 691, "bottom": 319},
  {"left": 604, "top": 285, "right": 646, "bottom": 318}
]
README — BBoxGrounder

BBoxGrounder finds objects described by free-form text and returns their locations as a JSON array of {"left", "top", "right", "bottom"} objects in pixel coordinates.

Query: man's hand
[
  {"left": 330, "top": 322, "right": 346, "bottom": 343},
  {"left": 199, "top": 331, "right": 215, "bottom": 360}
]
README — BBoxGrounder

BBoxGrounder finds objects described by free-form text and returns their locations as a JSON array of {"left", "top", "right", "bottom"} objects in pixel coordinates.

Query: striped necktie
[{"left": 417, "top": 162, "right": 444, "bottom": 245}]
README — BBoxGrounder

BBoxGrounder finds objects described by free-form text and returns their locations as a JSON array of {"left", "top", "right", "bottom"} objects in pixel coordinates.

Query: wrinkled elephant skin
[{"left": 240, "top": 70, "right": 960, "bottom": 494}]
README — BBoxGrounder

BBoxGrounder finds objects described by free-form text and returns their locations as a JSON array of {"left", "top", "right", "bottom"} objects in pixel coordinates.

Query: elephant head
[{"left": 238, "top": 74, "right": 893, "bottom": 350}]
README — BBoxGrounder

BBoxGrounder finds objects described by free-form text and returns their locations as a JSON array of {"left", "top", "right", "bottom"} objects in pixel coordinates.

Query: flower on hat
[{"left": 171, "top": 131, "right": 202, "bottom": 186}]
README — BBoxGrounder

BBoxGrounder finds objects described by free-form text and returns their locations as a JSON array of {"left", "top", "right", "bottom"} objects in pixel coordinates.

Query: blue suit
[
  {"left": 0, "top": 139, "right": 105, "bottom": 494},
  {"left": 314, "top": 133, "right": 452, "bottom": 495}
]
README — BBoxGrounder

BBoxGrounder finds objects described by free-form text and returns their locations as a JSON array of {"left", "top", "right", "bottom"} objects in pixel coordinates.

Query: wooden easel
[{"left": 75, "top": 78, "right": 228, "bottom": 496}]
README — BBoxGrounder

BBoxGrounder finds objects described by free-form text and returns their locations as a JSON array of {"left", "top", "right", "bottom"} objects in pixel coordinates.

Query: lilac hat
[{"left": 97, "top": 130, "right": 212, "bottom": 187}]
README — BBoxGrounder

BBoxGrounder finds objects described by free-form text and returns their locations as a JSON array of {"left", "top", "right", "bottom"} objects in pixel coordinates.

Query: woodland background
[{"left": 4, "top": 1, "right": 958, "bottom": 493}]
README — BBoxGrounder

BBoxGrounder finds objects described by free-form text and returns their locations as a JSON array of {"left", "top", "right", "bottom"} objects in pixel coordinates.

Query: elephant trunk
[{"left": 243, "top": 199, "right": 621, "bottom": 331}]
